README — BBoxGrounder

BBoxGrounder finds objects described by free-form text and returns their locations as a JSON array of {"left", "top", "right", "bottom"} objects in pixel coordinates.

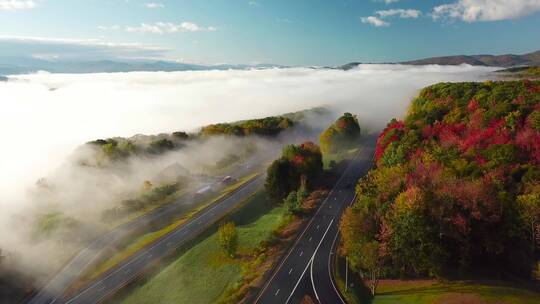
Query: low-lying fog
[{"left": 0, "top": 64, "right": 496, "bottom": 280}]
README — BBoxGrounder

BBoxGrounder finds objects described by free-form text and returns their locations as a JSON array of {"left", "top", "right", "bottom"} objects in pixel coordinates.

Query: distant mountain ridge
[
  {"left": 402, "top": 50, "right": 540, "bottom": 66},
  {"left": 340, "top": 49, "right": 540, "bottom": 70},
  {"left": 0, "top": 58, "right": 285, "bottom": 75}
]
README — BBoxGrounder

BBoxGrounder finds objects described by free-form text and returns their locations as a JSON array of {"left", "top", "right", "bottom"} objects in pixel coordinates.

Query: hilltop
[{"left": 340, "top": 50, "right": 540, "bottom": 70}]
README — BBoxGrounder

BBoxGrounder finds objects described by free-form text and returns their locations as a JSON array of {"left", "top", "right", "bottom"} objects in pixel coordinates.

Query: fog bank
[
  {"left": 0, "top": 64, "right": 499, "bottom": 283},
  {"left": 0, "top": 65, "right": 496, "bottom": 210}
]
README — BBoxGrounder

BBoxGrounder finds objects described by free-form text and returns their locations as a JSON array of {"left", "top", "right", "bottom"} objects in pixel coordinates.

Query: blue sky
[{"left": 0, "top": 0, "right": 539, "bottom": 65}]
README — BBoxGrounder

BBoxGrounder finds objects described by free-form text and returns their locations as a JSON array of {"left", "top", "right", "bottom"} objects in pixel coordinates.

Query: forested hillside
[
  {"left": 340, "top": 81, "right": 540, "bottom": 288},
  {"left": 80, "top": 108, "right": 328, "bottom": 167}
]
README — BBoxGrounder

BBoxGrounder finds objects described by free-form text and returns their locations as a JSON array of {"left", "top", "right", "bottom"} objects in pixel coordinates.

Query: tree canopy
[
  {"left": 265, "top": 141, "right": 323, "bottom": 202},
  {"left": 340, "top": 81, "right": 540, "bottom": 280},
  {"left": 319, "top": 113, "right": 361, "bottom": 154},
  {"left": 218, "top": 222, "right": 238, "bottom": 257},
  {"left": 200, "top": 116, "right": 294, "bottom": 137}
]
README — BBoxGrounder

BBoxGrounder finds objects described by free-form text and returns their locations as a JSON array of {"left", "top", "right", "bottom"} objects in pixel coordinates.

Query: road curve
[
  {"left": 254, "top": 139, "right": 375, "bottom": 304},
  {"left": 311, "top": 146, "right": 374, "bottom": 304},
  {"left": 29, "top": 175, "right": 264, "bottom": 304}
]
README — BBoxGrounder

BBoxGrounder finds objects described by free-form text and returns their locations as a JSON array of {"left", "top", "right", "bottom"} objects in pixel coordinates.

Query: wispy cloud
[
  {"left": 432, "top": 0, "right": 540, "bottom": 22},
  {"left": 362, "top": 7, "right": 421, "bottom": 27},
  {"left": 276, "top": 17, "right": 292, "bottom": 24},
  {"left": 0, "top": 0, "right": 36, "bottom": 11},
  {"left": 97, "top": 25, "right": 121, "bottom": 31},
  {"left": 144, "top": 2, "right": 164, "bottom": 9},
  {"left": 360, "top": 16, "right": 390, "bottom": 27},
  {"left": 376, "top": 9, "right": 421, "bottom": 18},
  {"left": 126, "top": 22, "right": 217, "bottom": 34},
  {"left": 373, "top": 0, "right": 400, "bottom": 4},
  {"left": 0, "top": 35, "right": 169, "bottom": 60},
  {"left": 248, "top": 1, "right": 261, "bottom": 7}
]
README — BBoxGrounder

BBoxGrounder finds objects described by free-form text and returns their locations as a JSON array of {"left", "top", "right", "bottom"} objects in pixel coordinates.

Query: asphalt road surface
[
  {"left": 29, "top": 174, "right": 264, "bottom": 304},
  {"left": 254, "top": 142, "right": 375, "bottom": 304}
]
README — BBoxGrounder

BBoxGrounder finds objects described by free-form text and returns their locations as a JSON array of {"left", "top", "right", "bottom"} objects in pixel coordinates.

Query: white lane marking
[
  {"left": 316, "top": 225, "right": 320, "bottom": 230},
  {"left": 253, "top": 151, "right": 365, "bottom": 304},
  {"left": 309, "top": 237, "right": 312, "bottom": 242},
  {"left": 289, "top": 268, "right": 293, "bottom": 275},
  {"left": 299, "top": 251, "right": 303, "bottom": 257},
  {"left": 326, "top": 228, "right": 347, "bottom": 304},
  {"left": 285, "top": 219, "right": 334, "bottom": 304},
  {"left": 275, "top": 289, "right": 280, "bottom": 296},
  {"left": 66, "top": 176, "right": 264, "bottom": 304},
  {"left": 310, "top": 219, "right": 338, "bottom": 303}
]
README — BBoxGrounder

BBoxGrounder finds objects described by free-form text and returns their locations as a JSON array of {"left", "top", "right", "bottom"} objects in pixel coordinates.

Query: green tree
[
  {"left": 284, "top": 191, "right": 300, "bottom": 214},
  {"left": 528, "top": 110, "right": 540, "bottom": 131},
  {"left": 320, "top": 113, "right": 361, "bottom": 154},
  {"left": 148, "top": 138, "right": 175, "bottom": 154},
  {"left": 172, "top": 131, "right": 189, "bottom": 139},
  {"left": 386, "top": 189, "right": 444, "bottom": 277},
  {"left": 517, "top": 185, "right": 540, "bottom": 252},
  {"left": 102, "top": 141, "right": 118, "bottom": 159},
  {"left": 265, "top": 142, "right": 322, "bottom": 202},
  {"left": 142, "top": 180, "right": 153, "bottom": 191},
  {"left": 340, "top": 206, "right": 383, "bottom": 295},
  {"left": 265, "top": 158, "right": 297, "bottom": 202},
  {"left": 218, "top": 222, "right": 238, "bottom": 258},
  {"left": 359, "top": 241, "right": 384, "bottom": 296}
]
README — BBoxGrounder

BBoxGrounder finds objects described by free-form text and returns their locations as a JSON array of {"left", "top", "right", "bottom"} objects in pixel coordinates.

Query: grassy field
[
  {"left": 375, "top": 280, "right": 540, "bottom": 304},
  {"left": 337, "top": 278, "right": 540, "bottom": 304},
  {"left": 106, "top": 189, "right": 187, "bottom": 229},
  {"left": 120, "top": 190, "right": 287, "bottom": 304},
  {"left": 81, "top": 173, "right": 260, "bottom": 283},
  {"left": 323, "top": 147, "right": 360, "bottom": 169}
]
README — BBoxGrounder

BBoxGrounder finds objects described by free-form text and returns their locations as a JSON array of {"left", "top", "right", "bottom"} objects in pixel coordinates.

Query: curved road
[
  {"left": 254, "top": 140, "right": 375, "bottom": 304},
  {"left": 29, "top": 174, "right": 264, "bottom": 304}
]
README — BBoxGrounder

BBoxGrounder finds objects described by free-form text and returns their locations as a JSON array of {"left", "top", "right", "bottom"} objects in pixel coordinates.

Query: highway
[
  {"left": 254, "top": 140, "right": 375, "bottom": 304},
  {"left": 28, "top": 174, "right": 264, "bottom": 304}
]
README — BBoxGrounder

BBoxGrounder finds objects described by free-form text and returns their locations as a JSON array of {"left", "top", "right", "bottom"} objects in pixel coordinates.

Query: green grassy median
[
  {"left": 79, "top": 173, "right": 260, "bottom": 284},
  {"left": 120, "top": 190, "right": 287, "bottom": 304}
]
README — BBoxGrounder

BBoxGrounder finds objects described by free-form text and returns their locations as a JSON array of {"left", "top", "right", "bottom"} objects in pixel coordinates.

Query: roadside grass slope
[
  {"left": 79, "top": 173, "right": 259, "bottom": 284},
  {"left": 373, "top": 280, "right": 540, "bottom": 304},
  {"left": 120, "top": 190, "right": 286, "bottom": 304}
]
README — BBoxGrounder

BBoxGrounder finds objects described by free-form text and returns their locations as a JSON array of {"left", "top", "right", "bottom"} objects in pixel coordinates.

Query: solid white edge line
[
  {"left": 327, "top": 225, "right": 347, "bottom": 304},
  {"left": 66, "top": 176, "right": 262, "bottom": 304},
  {"left": 310, "top": 254, "right": 318, "bottom": 302},
  {"left": 286, "top": 219, "right": 334, "bottom": 304},
  {"left": 253, "top": 152, "right": 359, "bottom": 303},
  {"left": 254, "top": 150, "right": 364, "bottom": 304}
]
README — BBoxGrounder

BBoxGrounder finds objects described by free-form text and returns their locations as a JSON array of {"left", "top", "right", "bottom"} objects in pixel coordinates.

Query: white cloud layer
[
  {"left": 0, "top": 65, "right": 495, "bottom": 209},
  {"left": 0, "top": 35, "right": 168, "bottom": 60},
  {"left": 0, "top": 0, "right": 36, "bottom": 10},
  {"left": 360, "top": 16, "right": 390, "bottom": 27},
  {"left": 374, "top": 0, "right": 400, "bottom": 4},
  {"left": 0, "top": 65, "right": 498, "bottom": 279},
  {"left": 126, "top": 22, "right": 217, "bottom": 34},
  {"left": 376, "top": 9, "right": 422, "bottom": 18},
  {"left": 362, "top": 8, "right": 421, "bottom": 27},
  {"left": 432, "top": 0, "right": 540, "bottom": 22},
  {"left": 144, "top": 2, "right": 164, "bottom": 9}
]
